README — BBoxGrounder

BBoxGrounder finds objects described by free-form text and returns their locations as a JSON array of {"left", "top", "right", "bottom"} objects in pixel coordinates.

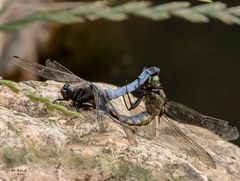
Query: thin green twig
[
  {"left": 0, "top": 1, "right": 240, "bottom": 31},
  {"left": 0, "top": 80, "right": 80, "bottom": 117}
]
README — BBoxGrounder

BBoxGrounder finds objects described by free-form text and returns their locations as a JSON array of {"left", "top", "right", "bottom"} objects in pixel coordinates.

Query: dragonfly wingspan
[
  {"left": 9, "top": 56, "right": 83, "bottom": 83},
  {"left": 165, "top": 101, "right": 239, "bottom": 140},
  {"left": 113, "top": 104, "right": 216, "bottom": 167},
  {"left": 158, "top": 115, "right": 216, "bottom": 168}
]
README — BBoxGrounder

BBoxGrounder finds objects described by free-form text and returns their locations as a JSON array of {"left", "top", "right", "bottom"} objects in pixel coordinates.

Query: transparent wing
[
  {"left": 118, "top": 103, "right": 216, "bottom": 167},
  {"left": 138, "top": 104, "right": 157, "bottom": 138},
  {"left": 120, "top": 123, "right": 138, "bottom": 146},
  {"left": 140, "top": 117, "right": 157, "bottom": 137},
  {"left": 156, "top": 114, "right": 216, "bottom": 168},
  {"left": 45, "top": 59, "right": 76, "bottom": 75},
  {"left": 92, "top": 85, "right": 138, "bottom": 146},
  {"left": 9, "top": 56, "right": 85, "bottom": 83},
  {"left": 91, "top": 85, "right": 108, "bottom": 132},
  {"left": 165, "top": 101, "right": 239, "bottom": 140},
  {"left": 106, "top": 100, "right": 138, "bottom": 146},
  {"left": 105, "top": 96, "right": 216, "bottom": 167}
]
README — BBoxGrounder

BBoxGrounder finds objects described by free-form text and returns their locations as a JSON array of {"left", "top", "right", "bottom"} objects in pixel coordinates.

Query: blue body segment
[
  {"left": 104, "top": 67, "right": 160, "bottom": 100},
  {"left": 119, "top": 111, "right": 153, "bottom": 126}
]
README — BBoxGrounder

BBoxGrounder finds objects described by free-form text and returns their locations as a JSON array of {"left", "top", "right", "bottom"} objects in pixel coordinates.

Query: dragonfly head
[
  {"left": 146, "top": 74, "right": 162, "bottom": 89},
  {"left": 61, "top": 83, "right": 75, "bottom": 100}
]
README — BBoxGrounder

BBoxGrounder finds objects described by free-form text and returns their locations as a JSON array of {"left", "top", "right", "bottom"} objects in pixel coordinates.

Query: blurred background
[{"left": 0, "top": 0, "right": 240, "bottom": 146}]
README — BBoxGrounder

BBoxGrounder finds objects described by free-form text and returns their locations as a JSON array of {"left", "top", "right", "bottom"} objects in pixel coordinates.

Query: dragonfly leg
[
  {"left": 74, "top": 102, "right": 95, "bottom": 111},
  {"left": 123, "top": 93, "right": 145, "bottom": 110},
  {"left": 81, "top": 102, "right": 95, "bottom": 109},
  {"left": 84, "top": 103, "right": 95, "bottom": 109},
  {"left": 123, "top": 79, "right": 145, "bottom": 110},
  {"left": 53, "top": 98, "right": 68, "bottom": 103}
]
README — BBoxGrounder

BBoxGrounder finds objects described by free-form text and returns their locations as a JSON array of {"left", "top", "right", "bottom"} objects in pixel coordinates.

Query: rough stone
[{"left": 0, "top": 80, "right": 239, "bottom": 181}]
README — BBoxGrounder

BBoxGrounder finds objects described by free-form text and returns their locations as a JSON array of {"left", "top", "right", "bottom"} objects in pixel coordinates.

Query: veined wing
[
  {"left": 110, "top": 100, "right": 216, "bottom": 167},
  {"left": 9, "top": 56, "right": 85, "bottom": 83},
  {"left": 91, "top": 84, "right": 108, "bottom": 132},
  {"left": 129, "top": 103, "right": 157, "bottom": 138},
  {"left": 108, "top": 104, "right": 138, "bottom": 146},
  {"left": 45, "top": 59, "right": 76, "bottom": 76},
  {"left": 123, "top": 103, "right": 216, "bottom": 167},
  {"left": 121, "top": 125, "right": 138, "bottom": 146},
  {"left": 164, "top": 101, "right": 239, "bottom": 140},
  {"left": 92, "top": 85, "right": 138, "bottom": 146},
  {"left": 158, "top": 115, "right": 216, "bottom": 168}
]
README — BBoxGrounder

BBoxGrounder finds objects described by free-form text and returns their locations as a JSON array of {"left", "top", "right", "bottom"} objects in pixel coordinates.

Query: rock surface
[{"left": 0, "top": 80, "right": 239, "bottom": 181}]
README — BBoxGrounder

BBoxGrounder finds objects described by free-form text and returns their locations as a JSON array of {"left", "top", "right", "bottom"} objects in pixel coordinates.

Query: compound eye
[
  {"left": 61, "top": 83, "right": 74, "bottom": 99},
  {"left": 152, "top": 75, "right": 158, "bottom": 81},
  {"left": 151, "top": 75, "right": 161, "bottom": 88},
  {"left": 63, "top": 83, "right": 70, "bottom": 90},
  {"left": 61, "top": 88, "right": 68, "bottom": 99}
]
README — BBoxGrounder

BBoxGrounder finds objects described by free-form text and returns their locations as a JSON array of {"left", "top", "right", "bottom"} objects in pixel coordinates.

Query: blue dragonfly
[{"left": 10, "top": 56, "right": 160, "bottom": 146}]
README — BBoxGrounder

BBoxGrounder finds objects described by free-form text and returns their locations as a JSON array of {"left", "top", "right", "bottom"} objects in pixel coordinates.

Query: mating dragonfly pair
[{"left": 10, "top": 56, "right": 239, "bottom": 168}]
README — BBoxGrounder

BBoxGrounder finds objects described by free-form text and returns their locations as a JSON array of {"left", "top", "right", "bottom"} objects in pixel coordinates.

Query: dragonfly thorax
[
  {"left": 144, "top": 91, "right": 165, "bottom": 117},
  {"left": 143, "top": 74, "right": 166, "bottom": 116},
  {"left": 61, "top": 83, "right": 95, "bottom": 107}
]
